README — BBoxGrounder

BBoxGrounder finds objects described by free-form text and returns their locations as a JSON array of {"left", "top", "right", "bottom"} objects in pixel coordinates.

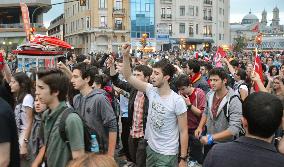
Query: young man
[
  {"left": 195, "top": 67, "right": 242, "bottom": 157},
  {"left": 176, "top": 74, "right": 206, "bottom": 165},
  {"left": 109, "top": 55, "right": 152, "bottom": 167},
  {"left": 71, "top": 62, "right": 117, "bottom": 157},
  {"left": 36, "top": 69, "right": 85, "bottom": 167},
  {"left": 121, "top": 44, "right": 188, "bottom": 167},
  {"left": 182, "top": 60, "right": 210, "bottom": 93},
  {"left": 203, "top": 92, "right": 284, "bottom": 167}
]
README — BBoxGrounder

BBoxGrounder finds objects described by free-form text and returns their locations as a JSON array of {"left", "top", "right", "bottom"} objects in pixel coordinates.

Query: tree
[{"left": 233, "top": 36, "right": 247, "bottom": 52}]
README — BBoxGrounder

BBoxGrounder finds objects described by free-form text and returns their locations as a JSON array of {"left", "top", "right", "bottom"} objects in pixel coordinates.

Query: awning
[{"left": 170, "top": 38, "right": 214, "bottom": 44}]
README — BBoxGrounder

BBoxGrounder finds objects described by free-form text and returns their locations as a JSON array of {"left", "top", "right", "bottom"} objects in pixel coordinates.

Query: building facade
[
  {"left": 48, "top": 14, "right": 65, "bottom": 40},
  {"left": 64, "top": 0, "right": 130, "bottom": 54},
  {"left": 0, "top": 0, "right": 51, "bottom": 52},
  {"left": 155, "top": 0, "right": 230, "bottom": 51},
  {"left": 130, "top": 0, "right": 155, "bottom": 52},
  {"left": 230, "top": 7, "right": 284, "bottom": 50}
]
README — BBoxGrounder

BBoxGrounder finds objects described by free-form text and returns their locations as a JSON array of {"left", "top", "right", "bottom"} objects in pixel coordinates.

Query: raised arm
[
  {"left": 250, "top": 71, "right": 268, "bottom": 93},
  {"left": 121, "top": 44, "right": 149, "bottom": 92},
  {"left": 222, "top": 58, "right": 235, "bottom": 76}
]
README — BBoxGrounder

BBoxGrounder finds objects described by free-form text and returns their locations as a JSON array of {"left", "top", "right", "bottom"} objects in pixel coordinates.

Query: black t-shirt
[
  {"left": 0, "top": 98, "right": 20, "bottom": 167},
  {"left": 0, "top": 81, "right": 14, "bottom": 108}
]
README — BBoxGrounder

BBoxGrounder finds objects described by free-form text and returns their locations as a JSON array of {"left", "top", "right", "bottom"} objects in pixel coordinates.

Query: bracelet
[
  {"left": 207, "top": 134, "right": 214, "bottom": 145},
  {"left": 187, "top": 104, "right": 192, "bottom": 110}
]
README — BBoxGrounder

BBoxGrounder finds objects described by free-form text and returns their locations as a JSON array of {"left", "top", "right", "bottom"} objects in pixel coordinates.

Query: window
[
  {"left": 99, "top": 0, "right": 106, "bottom": 9},
  {"left": 196, "top": 6, "right": 199, "bottom": 16},
  {"left": 169, "top": 24, "right": 172, "bottom": 35},
  {"left": 196, "top": 24, "right": 198, "bottom": 34},
  {"left": 137, "top": 32, "right": 141, "bottom": 38},
  {"left": 114, "top": 18, "right": 122, "bottom": 30},
  {"left": 219, "top": 33, "right": 222, "bottom": 40},
  {"left": 166, "top": 7, "right": 172, "bottom": 18},
  {"left": 100, "top": 16, "right": 107, "bottom": 27},
  {"left": 180, "top": 23, "right": 185, "bottom": 33},
  {"left": 145, "top": 3, "right": 150, "bottom": 12},
  {"left": 180, "top": 6, "right": 185, "bottom": 16},
  {"left": 189, "top": 6, "right": 194, "bottom": 16},
  {"left": 161, "top": 8, "right": 166, "bottom": 18},
  {"left": 86, "top": 17, "right": 90, "bottom": 29},
  {"left": 189, "top": 25, "right": 194, "bottom": 36},
  {"left": 114, "top": 0, "right": 122, "bottom": 10},
  {"left": 219, "top": 8, "right": 222, "bottom": 15},
  {"left": 223, "top": 9, "right": 225, "bottom": 15}
]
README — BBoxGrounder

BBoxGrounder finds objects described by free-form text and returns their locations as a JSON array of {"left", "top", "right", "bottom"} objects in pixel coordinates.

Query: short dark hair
[
  {"left": 73, "top": 62, "right": 98, "bottom": 86},
  {"left": 243, "top": 92, "right": 283, "bottom": 138},
  {"left": 236, "top": 68, "right": 247, "bottom": 81},
  {"left": 76, "top": 54, "right": 86, "bottom": 63},
  {"left": 37, "top": 69, "right": 69, "bottom": 101},
  {"left": 133, "top": 65, "right": 153, "bottom": 77},
  {"left": 152, "top": 59, "right": 176, "bottom": 82},
  {"left": 66, "top": 52, "right": 73, "bottom": 61},
  {"left": 209, "top": 67, "right": 228, "bottom": 81},
  {"left": 230, "top": 59, "right": 239, "bottom": 67},
  {"left": 187, "top": 60, "right": 200, "bottom": 73},
  {"left": 175, "top": 74, "right": 191, "bottom": 88}
]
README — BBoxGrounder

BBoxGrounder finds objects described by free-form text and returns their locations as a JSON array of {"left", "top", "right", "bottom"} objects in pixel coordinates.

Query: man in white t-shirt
[{"left": 121, "top": 44, "right": 188, "bottom": 167}]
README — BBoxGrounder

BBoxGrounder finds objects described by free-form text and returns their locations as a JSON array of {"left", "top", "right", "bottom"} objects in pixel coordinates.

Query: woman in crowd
[{"left": 9, "top": 72, "right": 34, "bottom": 167}]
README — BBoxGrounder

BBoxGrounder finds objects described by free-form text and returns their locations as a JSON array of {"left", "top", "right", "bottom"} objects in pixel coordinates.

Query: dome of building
[{"left": 242, "top": 12, "right": 259, "bottom": 25}]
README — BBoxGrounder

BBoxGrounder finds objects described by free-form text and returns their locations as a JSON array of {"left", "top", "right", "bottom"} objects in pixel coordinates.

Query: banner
[{"left": 20, "top": 2, "right": 31, "bottom": 41}]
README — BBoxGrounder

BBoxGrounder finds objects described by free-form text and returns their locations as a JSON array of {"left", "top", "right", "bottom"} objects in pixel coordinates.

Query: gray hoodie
[
  {"left": 205, "top": 87, "right": 242, "bottom": 142},
  {"left": 73, "top": 89, "right": 117, "bottom": 151}
]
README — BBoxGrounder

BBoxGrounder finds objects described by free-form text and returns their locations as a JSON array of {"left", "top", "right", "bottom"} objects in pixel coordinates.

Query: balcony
[
  {"left": 113, "top": 8, "right": 126, "bottom": 16},
  {"left": 0, "top": 23, "right": 46, "bottom": 32},
  {"left": 203, "top": 16, "right": 213, "bottom": 21},
  {"left": 161, "top": 14, "right": 172, "bottom": 19},
  {"left": 114, "top": 25, "right": 125, "bottom": 30},
  {"left": 161, "top": 0, "right": 172, "bottom": 4},
  {"left": 204, "top": 0, "right": 212, "bottom": 5},
  {"left": 203, "top": 33, "right": 212, "bottom": 37}
]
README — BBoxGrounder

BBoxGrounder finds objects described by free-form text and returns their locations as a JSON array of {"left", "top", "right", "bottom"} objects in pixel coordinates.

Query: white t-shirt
[
  {"left": 145, "top": 84, "right": 187, "bottom": 155},
  {"left": 14, "top": 94, "right": 34, "bottom": 145}
]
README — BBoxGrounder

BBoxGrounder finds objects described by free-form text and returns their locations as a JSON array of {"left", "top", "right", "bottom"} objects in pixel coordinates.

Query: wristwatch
[
  {"left": 24, "top": 138, "right": 29, "bottom": 143},
  {"left": 179, "top": 155, "right": 188, "bottom": 162}
]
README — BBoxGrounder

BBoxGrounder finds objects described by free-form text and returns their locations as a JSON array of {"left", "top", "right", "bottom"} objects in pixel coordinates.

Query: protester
[
  {"left": 71, "top": 62, "right": 117, "bottom": 156},
  {"left": 121, "top": 44, "right": 188, "bottom": 167},
  {"left": 195, "top": 67, "right": 243, "bottom": 157},
  {"left": 68, "top": 153, "right": 118, "bottom": 167},
  {"left": 203, "top": 92, "right": 284, "bottom": 167},
  {"left": 36, "top": 69, "right": 85, "bottom": 167},
  {"left": 0, "top": 97, "right": 20, "bottom": 167},
  {"left": 9, "top": 72, "right": 34, "bottom": 167}
]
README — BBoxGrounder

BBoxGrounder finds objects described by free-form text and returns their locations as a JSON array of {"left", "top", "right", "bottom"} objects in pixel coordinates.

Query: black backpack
[
  {"left": 222, "top": 95, "right": 246, "bottom": 137},
  {"left": 58, "top": 107, "right": 105, "bottom": 153}
]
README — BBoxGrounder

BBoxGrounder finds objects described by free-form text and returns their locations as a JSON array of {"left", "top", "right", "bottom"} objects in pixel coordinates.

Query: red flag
[
  {"left": 195, "top": 52, "right": 199, "bottom": 59},
  {"left": 252, "top": 23, "right": 259, "bottom": 32},
  {"left": 253, "top": 50, "right": 263, "bottom": 92},
  {"left": 217, "top": 47, "right": 227, "bottom": 58},
  {"left": 20, "top": 2, "right": 31, "bottom": 41},
  {"left": 214, "top": 47, "right": 226, "bottom": 67}
]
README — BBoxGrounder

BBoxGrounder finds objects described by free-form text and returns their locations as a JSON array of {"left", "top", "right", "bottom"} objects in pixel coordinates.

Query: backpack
[
  {"left": 59, "top": 107, "right": 105, "bottom": 153},
  {"left": 222, "top": 95, "right": 246, "bottom": 137}
]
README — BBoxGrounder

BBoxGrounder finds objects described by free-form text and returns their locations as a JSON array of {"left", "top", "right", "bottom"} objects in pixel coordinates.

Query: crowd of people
[{"left": 0, "top": 45, "right": 284, "bottom": 167}]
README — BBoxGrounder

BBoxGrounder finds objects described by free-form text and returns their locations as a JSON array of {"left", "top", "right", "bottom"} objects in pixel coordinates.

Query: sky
[{"left": 43, "top": 0, "right": 284, "bottom": 27}]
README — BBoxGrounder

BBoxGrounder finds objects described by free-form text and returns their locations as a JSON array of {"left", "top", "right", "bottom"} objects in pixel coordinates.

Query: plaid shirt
[{"left": 130, "top": 91, "right": 145, "bottom": 138}]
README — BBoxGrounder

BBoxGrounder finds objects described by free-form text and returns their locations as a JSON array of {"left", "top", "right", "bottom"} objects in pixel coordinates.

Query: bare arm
[
  {"left": 107, "top": 132, "right": 117, "bottom": 157},
  {"left": 57, "top": 62, "right": 72, "bottom": 79},
  {"left": 278, "top": 117, "right": 284, "bottom": 154},
  {"left": 250, "top": 71, "right": 268, "bottom": 93},
  {"left": 195, "top": 113, "right": 207, "bottom": 138},
  {"left": 71, "top": 149, "right": 85, "bottom": 159},
  {"left": 212, "top": 129, "right": 234, "bottom": 141},
  {"left": 0, "top": 142, "right": 10, "bottom": 167},
  {"left": 2, "top": 62, "right": 12, "bottom": 83},
  {"left": 177, "top": 112, "right": 188, "bottom": 166},
  {"left": 21, "top": 107, "right": 33, "bottom": 156},
  {"left": 122, "top": 44, "right": 148, "bottom": 92},
  {"left": 222, "top": 58, "right": 235, "bottom": 75},
  {"left": 239, "top": 88, "right": 248, "bottom": 101},
  {"left": 31, "top": 146, "right": 45, "bottom": 167}
]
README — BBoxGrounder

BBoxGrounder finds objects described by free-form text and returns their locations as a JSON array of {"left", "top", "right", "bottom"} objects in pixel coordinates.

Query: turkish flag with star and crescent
[{"left": 253, "top": 50, "right": 263, "bottom": 92}]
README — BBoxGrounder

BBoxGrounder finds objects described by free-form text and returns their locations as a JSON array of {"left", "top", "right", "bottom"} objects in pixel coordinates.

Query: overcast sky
[{"left": 43, "top": 0, "right": 284, "bottom": 27}]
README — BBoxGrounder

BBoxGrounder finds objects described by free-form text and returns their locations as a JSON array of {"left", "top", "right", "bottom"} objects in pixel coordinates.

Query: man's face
[
  {"left": 178, "top": 86, "right": 191, "bottom": 96},
  {"left": 72, "top": 54, "right": 77, "bottom": 63},
  {"left": 267, "top": 58, "right": 273, "bottom": 66},
  {"left": 35, "top": 79, "right": 55, "bottom": 106},
  {"left": 200, "top": 66, "right": 207, "bottom": 76},
  {"left": 150, "top": 68, "right": 166, "bottom": 88},
  {"left": 182, "top": 64, "right": 192, "bottom": 75},
  {"left": 133, "top": 70, "right": 147, "bottom": 82},
  {"left": 209, "top": 75, "right": 226, "bottom": 91},
  {"left": 246, "top": 63, "right": 253, "bottom": 76},
  {"left": 71, "top": 69, "right": 89, "bottom": 90}
]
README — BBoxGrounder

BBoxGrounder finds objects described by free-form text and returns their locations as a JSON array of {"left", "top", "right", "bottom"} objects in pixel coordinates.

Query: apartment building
[
  {"left": 64, "top": 0, "right": 130, "bottom": 54},
  {"left": 155, "top": 0, "right": 230, "bottom": 51},
  {"left": 0, "top": 0, "right": 51, "bottom": 52},
  {"left": 48, "top": 14, "right": 64, "bottom": 40}
]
